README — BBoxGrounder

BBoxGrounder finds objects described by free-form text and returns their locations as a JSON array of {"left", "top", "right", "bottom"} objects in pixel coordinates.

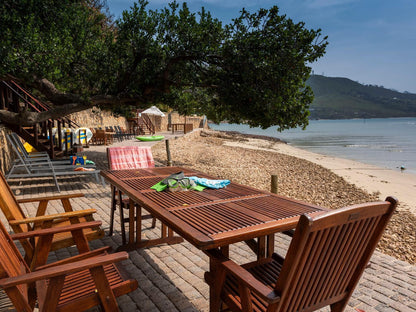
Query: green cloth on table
[
  {"left": 150, "top": 180, "right": 206, "bottom": 192},
  {"left": 151, "top": 181, "right": 168, "bottom": 192}
]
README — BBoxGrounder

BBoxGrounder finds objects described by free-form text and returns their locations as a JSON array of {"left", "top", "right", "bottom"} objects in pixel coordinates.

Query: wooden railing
[{"left": 0, "top": 80, "right": 79, "bottom": 158}]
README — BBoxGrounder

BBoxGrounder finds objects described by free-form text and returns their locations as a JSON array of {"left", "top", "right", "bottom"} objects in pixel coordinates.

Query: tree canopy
[{"left": 0, "top": 0, "right": 327, "bottom": 130}]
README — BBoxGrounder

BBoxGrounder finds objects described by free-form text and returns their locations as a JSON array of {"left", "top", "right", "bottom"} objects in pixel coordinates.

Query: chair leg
[
  {"left": 118, "top": 191, "right": 127, "bottom": 245},
  {"left": 151, "top": 217, "right": 156, "bottom": 228},
  {"left": 330, "top": 299, "right": 349, "bottom": 312},
  {"left": 109, "top": 186, "right": 116, "bottom": 236}
]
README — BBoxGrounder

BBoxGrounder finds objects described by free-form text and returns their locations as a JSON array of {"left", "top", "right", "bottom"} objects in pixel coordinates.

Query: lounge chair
[
  {"left": 6, "top": 134, "right": 102, "bottom": 192},
  {"left": 205, "top": 197, "right": 398, "bottom": 312},
  {"left": 107, "top": 146, "right": 156, "bottom": 244},
  {"left": 0, "top": 170, "right": 105, "bottom": 269},
  {"left": 8, "top": 133, "right": 69, "bottom": 164},
  {"left": 0, "top": 216, "right": 138, "bottom": 311}
]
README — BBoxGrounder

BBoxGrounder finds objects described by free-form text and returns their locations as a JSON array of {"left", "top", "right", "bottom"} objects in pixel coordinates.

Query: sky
[{"left": 106, "top": 0, "right": 416, "bottom": 94}]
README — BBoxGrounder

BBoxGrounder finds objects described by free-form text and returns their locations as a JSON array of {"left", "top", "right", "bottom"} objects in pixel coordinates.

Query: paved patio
[{"left": 4, "top": 133, "right": 416, "bottom": 312}]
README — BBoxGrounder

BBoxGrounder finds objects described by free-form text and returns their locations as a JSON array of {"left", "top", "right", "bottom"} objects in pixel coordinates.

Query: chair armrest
[
  {"left": 9, "top": 209, "right": 97, "bottom": 225},
  {"left": 207, "top": 249, "right": 280, "bottom": 304},
  {"left": 10, "top": 221, "right": 102, "bottom": 240},
  {"left": 16, "top": 193, "right": 85, "bottom": 203},
  {"left": 0, "top": 252, "right": 128, "bottom": 288},
  {"left": 222, "top": 260, "right": 280, "bottom": 304},
  {"left": 35, "top": 246, "right": 112, "bottom": 270}
]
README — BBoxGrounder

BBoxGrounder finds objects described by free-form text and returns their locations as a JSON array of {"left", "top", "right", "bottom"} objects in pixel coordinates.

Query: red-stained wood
[
  {"left": 0, "top": 218, "right": 138, "bottom": 311},
  {"left": 0, "top": 171, "right": 104, "bottom": 268}
]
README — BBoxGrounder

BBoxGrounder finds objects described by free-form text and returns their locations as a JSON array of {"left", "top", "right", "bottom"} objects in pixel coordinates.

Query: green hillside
[{"left": 306, "top": 75, "right": 416, "bottom": 119}]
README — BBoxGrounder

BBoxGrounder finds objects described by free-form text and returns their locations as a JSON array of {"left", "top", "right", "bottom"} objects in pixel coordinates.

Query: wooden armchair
[
  {"left": 205, "top": 197, "right": 398, "bottom": 312},
  {"left": 0, "top": 171, "right": 104, "bottom": 269},
  {"left": 0, "top": 218, "right": 138, "bottom": 311}
]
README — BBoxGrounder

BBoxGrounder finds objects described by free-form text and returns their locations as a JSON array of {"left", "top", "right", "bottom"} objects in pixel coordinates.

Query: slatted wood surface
[{"left": 101, "top": 167, "right": 328, "bottom": 249}]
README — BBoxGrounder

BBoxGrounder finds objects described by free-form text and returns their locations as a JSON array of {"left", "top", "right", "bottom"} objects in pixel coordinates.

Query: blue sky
[{"left": 106, "top": 0, "right": 416, "bottom": 93}]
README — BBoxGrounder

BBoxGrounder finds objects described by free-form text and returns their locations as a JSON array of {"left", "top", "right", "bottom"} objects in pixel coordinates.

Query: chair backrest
[
  {"left": 0, "top": 171, "right": 29, "bottom": 233},
  {"left": 9, "top": 133, "right": 28, "bottom": 157},
  {"left": 107, "top": 146, "right": 155, "bottom": 170},
  {"left": 274, "top": 197, "right": 397, "bottom": 312},
  {"left": 6, "top": 134, "right": 30, "bottom": 167}
]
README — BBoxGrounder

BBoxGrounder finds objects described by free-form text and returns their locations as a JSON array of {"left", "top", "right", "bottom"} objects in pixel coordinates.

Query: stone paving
[{"left": 4, "top": 134, "right": 416, "bottom": 312}]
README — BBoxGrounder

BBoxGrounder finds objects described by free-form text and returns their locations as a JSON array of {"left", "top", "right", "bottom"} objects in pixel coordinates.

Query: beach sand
[{"left": 151, "top": 129, "right": 416, "bottom": 263}]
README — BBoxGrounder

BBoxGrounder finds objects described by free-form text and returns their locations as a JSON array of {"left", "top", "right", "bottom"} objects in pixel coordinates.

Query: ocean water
[{"left": 209, "top": 118, "right": 416, "bottom": 175}]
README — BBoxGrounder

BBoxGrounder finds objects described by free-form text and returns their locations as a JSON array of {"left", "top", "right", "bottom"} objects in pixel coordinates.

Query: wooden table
[
  {"left": 170, "top": 123, "right": 185, "bottom": 134},
  {"left": 101, "top": 166, "right": 328, "bottom": 256}
]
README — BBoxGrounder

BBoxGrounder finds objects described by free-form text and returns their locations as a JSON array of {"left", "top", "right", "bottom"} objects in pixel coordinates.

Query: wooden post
[
  {"left": 165, "top": 139, "right": 172, "bottom": 166},
  {"left": 271, "top": 174, "right": 278, "bottom": 194}
]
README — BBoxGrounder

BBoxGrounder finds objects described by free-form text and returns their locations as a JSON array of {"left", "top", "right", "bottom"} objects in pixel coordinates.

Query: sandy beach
[{"left": 151, "top": 129, "right": 416, "bottom": 264}]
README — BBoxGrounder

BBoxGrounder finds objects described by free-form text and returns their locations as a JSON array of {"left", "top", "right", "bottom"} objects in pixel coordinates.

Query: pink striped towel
[{"left": 107, "top": 146, "right": 155, "bottom": 170}]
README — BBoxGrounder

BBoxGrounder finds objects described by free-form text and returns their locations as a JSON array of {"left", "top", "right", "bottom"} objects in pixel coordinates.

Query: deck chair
[
  {"left": 205, "top": 197, "right": 398, "bottom": 312},
  {"left": 107, "top": 146, "right": 156, "bottom": 244},
  {"left": 0, "top": 170, "right": 105, "bottom": 269},
  {"left": 0, "top": 217, "right": 138, "bottom": 311},
  {"left": 8, "top": 133, "right": 69, "bottom": 164},
  {"left": 6, "top": 134, "right": 102, "bottom": 192}
]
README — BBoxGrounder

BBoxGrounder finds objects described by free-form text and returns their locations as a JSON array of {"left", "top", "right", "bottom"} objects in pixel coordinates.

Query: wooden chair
[
  {"left": 205, "top": 197, "right": 398, "bottom": 312},
  {"left": 91, "top": 129, "right": 107, "bottom": 145},
  {"left": 107, "top": 146, "right": 156, "bottom": 245},
  {"left": 0, "top": 217, "right": 138, "bottom": 311},
  {"left": 0, "top": 170, "right": 105, "bottom": 269}
]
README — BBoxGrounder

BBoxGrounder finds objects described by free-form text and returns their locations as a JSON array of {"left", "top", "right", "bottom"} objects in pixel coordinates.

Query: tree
[{"left": 0, "top": 0, "right": 327, "bottom": 130}]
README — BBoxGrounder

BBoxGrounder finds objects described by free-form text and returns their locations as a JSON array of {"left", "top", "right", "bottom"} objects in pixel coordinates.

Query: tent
[{"left": 141, "top": 106, "right": 165, "bottom": 117}]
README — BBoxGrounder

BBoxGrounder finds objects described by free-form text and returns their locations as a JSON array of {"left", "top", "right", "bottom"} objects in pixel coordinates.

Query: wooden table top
[{"left": 101, "top": 166, "right": 328, "bottom": 250}]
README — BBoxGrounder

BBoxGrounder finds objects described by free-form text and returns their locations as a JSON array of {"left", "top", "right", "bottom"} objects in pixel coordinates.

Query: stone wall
[
  {"left": 68, "top": 108, "right": 130, "bottom": 129},
  {"left": 0, "top": 126, "right": 13, "bottom": 175}
]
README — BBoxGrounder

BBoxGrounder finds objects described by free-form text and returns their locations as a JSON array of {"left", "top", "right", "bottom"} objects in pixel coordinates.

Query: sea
[{"left": 209, "top": 117, "right": 416, "bottom": 175}]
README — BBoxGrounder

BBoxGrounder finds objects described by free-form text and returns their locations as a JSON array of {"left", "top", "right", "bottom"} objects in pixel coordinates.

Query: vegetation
[
  {"left": 307, "top": 75, "right": 416, "bottom": 119},
  {"left": 0, "top": 0, "right": 327, "bottom": 130}
]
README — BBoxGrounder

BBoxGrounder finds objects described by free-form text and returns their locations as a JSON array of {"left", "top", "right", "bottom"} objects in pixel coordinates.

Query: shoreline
[{"left": 215, "top": 129, "right": 416, "bottom": 215}]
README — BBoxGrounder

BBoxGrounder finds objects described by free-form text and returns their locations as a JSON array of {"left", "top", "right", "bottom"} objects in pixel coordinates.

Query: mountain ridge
[{"left": 306, "top": 75, "right": 416, "bottom": 119}]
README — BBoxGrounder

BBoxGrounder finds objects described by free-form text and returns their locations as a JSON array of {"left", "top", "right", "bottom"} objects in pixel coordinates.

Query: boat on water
[{"left": 136, "top": 135, "right": 165, "bottom": 141}]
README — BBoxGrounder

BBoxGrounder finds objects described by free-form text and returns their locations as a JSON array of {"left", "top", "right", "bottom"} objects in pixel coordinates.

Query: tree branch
[
  {"left": 32, "top": 77, "right": 89, "bottom": 105},
  {"left": 0, "top": 102, "right": 91, "bottom": 126}
]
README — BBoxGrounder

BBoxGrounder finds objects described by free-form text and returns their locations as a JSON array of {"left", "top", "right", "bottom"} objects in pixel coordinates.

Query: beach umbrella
[{"left": 141, "top": 106, "right": 165, "bottom": 117}]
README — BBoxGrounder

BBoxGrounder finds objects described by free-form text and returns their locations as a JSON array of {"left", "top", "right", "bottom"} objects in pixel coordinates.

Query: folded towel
[{"left": 188, "top": 176, "right": 230, "bottom": 189}]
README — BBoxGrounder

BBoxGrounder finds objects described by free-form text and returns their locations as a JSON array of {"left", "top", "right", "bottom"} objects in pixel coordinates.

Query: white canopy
[{"left": 141, "top": 106, "right": 165, "bottom": 117}]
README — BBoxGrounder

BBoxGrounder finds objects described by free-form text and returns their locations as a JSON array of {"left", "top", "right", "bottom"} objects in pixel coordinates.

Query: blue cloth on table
[{"left": 188, "top": 176, "right": 230, "bottom": 189}]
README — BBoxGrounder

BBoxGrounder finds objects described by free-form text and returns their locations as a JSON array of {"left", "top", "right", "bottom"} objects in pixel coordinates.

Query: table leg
[
  {"left": 136, "top": 205, "right": 142, "bottom": 244},
  {"left": 161, "top": 223, "right": 167, "bottom": 238},
  {"left": 257, "top": 236, "right": 266, "bottom": 260},
  {"left": 116, "top": 202, "right": 183, "bottom": 252},
  {"left": 266, "top": 233, "right": 274, "bottom": 258}
]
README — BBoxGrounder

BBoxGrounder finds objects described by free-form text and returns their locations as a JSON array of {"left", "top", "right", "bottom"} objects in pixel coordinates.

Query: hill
[{"left": 306, "top": 75, "right": 416, "bottom": 119}]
